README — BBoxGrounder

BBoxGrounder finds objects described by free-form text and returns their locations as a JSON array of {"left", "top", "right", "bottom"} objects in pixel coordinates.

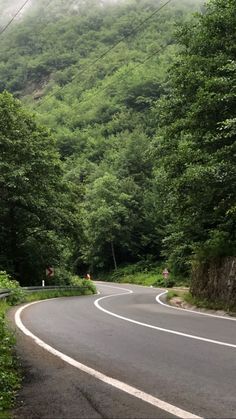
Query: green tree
[
  {"left": 152, "top": 0, "right": 236, "bottom": 274},
  {"left": 0, "top": 92, "right": 78, "bottom": 284},
  {"left": 81, "top": 172, "right": 133, "bottom": 270}
]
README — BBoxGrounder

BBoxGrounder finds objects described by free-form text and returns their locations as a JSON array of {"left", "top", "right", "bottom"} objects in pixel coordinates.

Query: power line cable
[
  {"left": 36, "top": 0, "right": 173, "bottom": 106},
  {"left": 0, "top": 0, "right": 32, "bottom": 35},
  {"left": 67, "top": 40, "right": 172, "bottom": 112},
  {"left": 34, "top": 41, "right": 172, "bottom": 131}
]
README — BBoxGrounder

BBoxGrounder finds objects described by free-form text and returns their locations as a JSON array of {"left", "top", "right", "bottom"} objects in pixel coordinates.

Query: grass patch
[
  {"left": 167, "top": 290, "right": 236, "bottom": 314},
  {"left": 184, "top": 292, "right": 236, "bottom": 312},
  {"left": 24, "top": 287, "right": 95, "bottom": 302},
  {"left": 101, "top": 263, "right": 189, "bottom": 288},
  {"left": 0, "top": 301, "right": 21, "bottom": 414},
  {"left": 166, "top": 290, "right": 179, "bottom": 301},
  {"left": 166, "top": 289, "right": 188, "bottom": 300},
  {"left": 116, "top": 271, "right": 164, "bottom": 287},
  {"left": 24, "top": 289, "right": 87, "bottom": 303}
]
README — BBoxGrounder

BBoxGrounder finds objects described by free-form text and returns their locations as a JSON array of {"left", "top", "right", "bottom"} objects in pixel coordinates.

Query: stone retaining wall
[{"left": 190, "top": 256, "right": 236, "bottom": 308}]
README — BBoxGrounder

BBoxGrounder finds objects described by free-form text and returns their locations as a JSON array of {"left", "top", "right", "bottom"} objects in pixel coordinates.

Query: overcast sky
[{"left": 0, "top": 0, "right": 32, "bottom": 24}]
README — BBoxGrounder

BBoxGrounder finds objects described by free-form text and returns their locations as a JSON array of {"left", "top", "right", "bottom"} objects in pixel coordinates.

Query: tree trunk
[
  {"left": 111, "top": 241, "right": 117, "bottom": 270},
  {"left": 9, "top": 206, "right": 20, "bottom": 279}
]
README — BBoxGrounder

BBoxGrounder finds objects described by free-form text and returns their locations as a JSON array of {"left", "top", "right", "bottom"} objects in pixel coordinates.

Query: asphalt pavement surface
[{"left": 11, "top": 282, "right": 236, "bottom": 418}]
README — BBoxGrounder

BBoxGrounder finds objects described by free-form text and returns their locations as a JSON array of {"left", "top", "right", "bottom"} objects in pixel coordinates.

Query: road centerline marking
[{"left": 95, "top": 285, "right": 236, "bottom": 349}]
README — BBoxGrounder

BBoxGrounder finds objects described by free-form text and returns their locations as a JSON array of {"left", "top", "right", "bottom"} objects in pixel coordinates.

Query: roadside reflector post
[{"left": 42, "top": 280, "right": 45, "bottom": 287}]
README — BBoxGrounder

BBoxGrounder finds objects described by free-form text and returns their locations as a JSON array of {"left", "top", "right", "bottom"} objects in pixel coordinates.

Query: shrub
[
  {"left": 81, "top": 279, "right": 97, "bottom": 294},
  {"left": 0, "top": 302, "right": 21, "bottom": 411},
  {"left": 69, "top": 275, "right": 97, "bottom": 294},
  {"left": 0, "top": 272, "right": 25, "bottom": 305}
]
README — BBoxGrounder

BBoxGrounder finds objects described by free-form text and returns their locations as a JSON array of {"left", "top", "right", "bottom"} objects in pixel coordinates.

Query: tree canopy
[
  {"left": 0, "top": 91, "right": 79, "bottom": 284},
  {"left": 152, "top": 0, "right": 236, "bottom": 273}
]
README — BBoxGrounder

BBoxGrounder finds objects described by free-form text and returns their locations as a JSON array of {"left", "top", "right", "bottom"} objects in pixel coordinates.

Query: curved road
[{"left": 15, "top": 282, "right": 236, "bottom": 418}]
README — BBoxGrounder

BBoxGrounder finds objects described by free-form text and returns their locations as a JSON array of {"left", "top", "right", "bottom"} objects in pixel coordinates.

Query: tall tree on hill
[
  {"left": 0, "top": 92, "right": 79, "bottom": 284},
  {"left": 152, "top": 0, "right": 236, "bottom": 274}
]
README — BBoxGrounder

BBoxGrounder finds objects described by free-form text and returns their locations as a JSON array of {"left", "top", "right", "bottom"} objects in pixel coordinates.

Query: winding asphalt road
[{"left": 14, "top": 282, "right": 236, "bottom": 418}]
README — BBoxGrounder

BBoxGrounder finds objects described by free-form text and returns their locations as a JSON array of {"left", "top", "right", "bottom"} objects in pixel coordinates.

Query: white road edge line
[
  {"left": 156, "top": 291, "right": 236, "bottom": 321},
  {"left": 96, "top": 282, "right": 236, "bottom": 321},
  {"left": 15, "top": 300, "right": 201, "bottom": 419},
  {"left": 95, "top": 285, "right": 236, "bottom": 349}
]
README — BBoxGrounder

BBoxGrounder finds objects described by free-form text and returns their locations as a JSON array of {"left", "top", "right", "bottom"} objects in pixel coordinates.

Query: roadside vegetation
[
  {"left": 0, "top": 273, "right": 23, "bottom": 414},
  {"left": 184, "top": 293, "right": 236, "bottom": 313},
  {"left": 100, "top": 262, "right": 187, "bottom": 288},
  {"left": 24, "top": 280, "right": 96, "bottom": 302},
  {"left": 167, "top": 289, "right": 236, "bottom": 314},
  {"left": 0, "top": 300, "right": 20, "bottom": 415},
  {"left": 0, "top": 271, "right": 96, "bottom": 414}
]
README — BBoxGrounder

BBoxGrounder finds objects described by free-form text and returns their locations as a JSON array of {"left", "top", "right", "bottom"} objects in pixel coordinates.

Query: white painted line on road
[
  {"left": 95, "top": 285, "right": 236, "bottom": 349},
  {"left": 156, "top": 291, "right": 236, "bottom": 321},
  {"left": 15, "top": 301, "right": 201, "bottom": 419}
]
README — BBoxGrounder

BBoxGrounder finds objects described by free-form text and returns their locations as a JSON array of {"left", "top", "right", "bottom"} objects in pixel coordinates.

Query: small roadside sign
[
  {"left": 46, "top": 266, "right": 54, "bottom": 278},
  {"left": 162, "top": 268, "right": 169, "bottom": 279}
]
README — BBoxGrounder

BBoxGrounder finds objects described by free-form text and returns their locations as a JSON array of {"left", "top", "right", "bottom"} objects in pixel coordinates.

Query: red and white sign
[
  {"left": 46, "top": 266, "right": 54, "bottom": 277},
  {"left": 162, "top": 268, "right": 169, "bottom": 279}
]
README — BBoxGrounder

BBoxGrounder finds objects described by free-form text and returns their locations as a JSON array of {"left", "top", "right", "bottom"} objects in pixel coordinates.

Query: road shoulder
[
  {"left": 167, "top": 292, "right": 236, "bottom": 318},
  {"left": 8, "top": 307, "right": 102, "bottom": 419}
]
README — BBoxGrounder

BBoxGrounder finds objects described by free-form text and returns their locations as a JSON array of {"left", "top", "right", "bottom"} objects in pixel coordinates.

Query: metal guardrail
[
  {"left": 0, "top": 289, "right": 10, "bottom": 300},
  {"left": 23, "top": 286, "right": 88, "bottom": 291},
  {"left": 0, "top": 285, "right": 90, "bottom": 300}
]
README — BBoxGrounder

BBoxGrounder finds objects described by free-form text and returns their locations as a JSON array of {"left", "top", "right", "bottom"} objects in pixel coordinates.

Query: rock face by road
[{"left": 191, "top": 256, "right": 236, "bottom": 308}]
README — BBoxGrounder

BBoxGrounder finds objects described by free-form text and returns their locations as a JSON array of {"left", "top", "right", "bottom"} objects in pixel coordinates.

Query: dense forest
[{"left": 0, "top": 0, "right": 235, "bottom": 303}]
